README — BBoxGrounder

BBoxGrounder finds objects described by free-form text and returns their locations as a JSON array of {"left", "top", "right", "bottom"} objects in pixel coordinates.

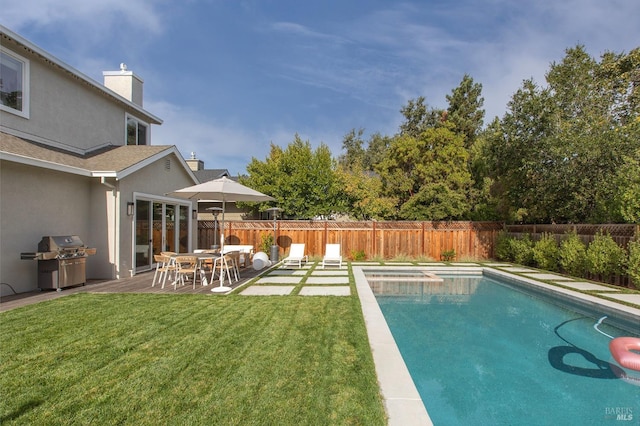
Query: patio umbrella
[{"left": 168, "top": 176, "right": 275, "bottom": 292}]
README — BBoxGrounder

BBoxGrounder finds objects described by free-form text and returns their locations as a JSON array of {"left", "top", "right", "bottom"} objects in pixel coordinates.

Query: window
[
  {"left": 126, "top": 115, "right": 148, "bottom": 145},
  {"left": 0, "top": 48, "right": 29, "bottom": 118}
]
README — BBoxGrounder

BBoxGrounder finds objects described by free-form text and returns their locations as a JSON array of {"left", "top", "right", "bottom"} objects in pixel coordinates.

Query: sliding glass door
[{"left": 134, "top": 199, "right": 191, "bottom": 272}]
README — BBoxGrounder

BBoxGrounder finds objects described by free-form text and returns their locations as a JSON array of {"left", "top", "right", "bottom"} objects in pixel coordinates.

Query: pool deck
[{"left": 2, "top": 262, "right": 639, "bottom": 426}]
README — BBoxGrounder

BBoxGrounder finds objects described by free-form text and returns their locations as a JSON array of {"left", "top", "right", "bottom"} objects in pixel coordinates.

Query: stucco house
[{"left": 0, "top": 25, "right": 200, "bottom": 295}]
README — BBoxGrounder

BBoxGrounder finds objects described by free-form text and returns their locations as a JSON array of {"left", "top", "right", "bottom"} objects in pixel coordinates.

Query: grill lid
[
  {"left": 38, "top": 235, "right": 86, "bottom": 252},
  {"left": 21, "top": 236, "right": 96, "bottom": 261}
]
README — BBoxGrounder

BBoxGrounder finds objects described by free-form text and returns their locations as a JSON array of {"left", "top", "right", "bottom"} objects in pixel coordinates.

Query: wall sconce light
[
  {"left": 127, "top": 202, "right": 135, "bottom": 216},
  {"left": 192, "top": 209, "right": 198, "bottom": 220}
]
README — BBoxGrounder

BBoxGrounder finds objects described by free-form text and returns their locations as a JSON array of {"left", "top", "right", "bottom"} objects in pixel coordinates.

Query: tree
[
  {"left": 363, "top": 132, "right": 392, "bottom": 171},
  {"left": 484, "top": 45, "right": 640, "bottom": 223},
  {"left": 446, "top": 74, "right": 485, "bottom": 148},
  {"left": 335, "top": 161, "right": 395, "bottom": 220},
  {"left": 338, "top": 128, "right": 366, "bottom": 168},
  {"left": 484, "top": 79, "right": 557, "bottom": 222},
  {"left": 337, "top": 129, "right": 395, "bottom": 220},
  {"left": 398, "top": 96, "right": 446, "bottom": 138},
  {"left": 377, "top": 124, "right": 472, "bottom": 220},
  {"left": 614, "top": 146, "right": 640, "bottom": 223},
  {"left": 445, "top": 75, "right": 494, "bottom": 219},
  {"left": 241, "top": 135, "right": 342, "bottom": 219},
  {"left": 339, "top": 129, "right": 392, "bottom": 172}
]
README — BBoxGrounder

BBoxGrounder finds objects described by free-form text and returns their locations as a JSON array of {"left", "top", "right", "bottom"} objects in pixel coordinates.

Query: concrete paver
[
  {"left": 312, "top": 269, "right": 349, "bottom": 275},
  {"left": 556, "top": 281, "right": 620, "bottom": 291},
  {"left": 524, "top": 273, "right": 573, "bottom": 281},
  {"left": 600, "top": 293, "right": 640, "bottom": 305},
  {"left": 255, "top": 276, "right": 302, "bottom": 284},
  {"left": 299, "top": 286, "right": 350, "bottom": 296},
  {"left": 500, "top": 266, "right": 538, "bottom": 273},
  {"left": 306, "top": 276, "right": 350, "bottom": 285},
  {"left": 268, "top": 269, "right": 307, "bottom": 276},
  {"left": 277, "top": 264, "right": 313, "bottom": 270},
  {"left": 239, "top": 286, "right": 295, "bottom": 296}
]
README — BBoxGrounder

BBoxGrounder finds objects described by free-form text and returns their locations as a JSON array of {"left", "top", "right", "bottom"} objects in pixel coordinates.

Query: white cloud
[{"left": 4, "top": 0, "right": 165, "bottom": 33}]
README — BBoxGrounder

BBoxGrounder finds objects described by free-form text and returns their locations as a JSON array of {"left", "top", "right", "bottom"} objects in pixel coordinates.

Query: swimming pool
[{"left": 366, "top": 269, "right": 640, "bottom": 425}]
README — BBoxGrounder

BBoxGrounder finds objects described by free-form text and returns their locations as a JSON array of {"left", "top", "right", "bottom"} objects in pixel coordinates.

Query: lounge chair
[
  {"left": 322, "top": 243, "right": 342, "bottom": 269},
  {"left": 282, "top": 243, "right": 308, "bottom": 268}
]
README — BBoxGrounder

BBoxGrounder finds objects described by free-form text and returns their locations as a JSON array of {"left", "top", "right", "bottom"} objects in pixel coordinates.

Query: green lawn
[{"left": 1, "top": 293, "right": 386, "bottom": 425}]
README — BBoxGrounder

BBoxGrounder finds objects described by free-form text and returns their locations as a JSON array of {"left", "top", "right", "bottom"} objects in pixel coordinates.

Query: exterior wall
[
  {"left": 88, "top": 178, "right": 118, "bottom": 280},
  {"left": 0, "top": 161, "right": 93, "bottom": 295},
  {"left": 0, "top": 154, "right": 198, "bottom": 295},
  {"left": 117, "top": 153, "right": 198, "bottom": 275},
  {"left": 1, "top": 38, "right": 144, "bottom": 151}
]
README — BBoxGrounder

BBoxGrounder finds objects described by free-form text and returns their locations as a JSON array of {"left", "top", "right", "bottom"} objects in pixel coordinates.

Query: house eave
[
  {"left": 0, "top": 24, "right": 163, "bottom": 125},
  {"left": 0, "top": 151, "right": 92, "bottom": 176}
]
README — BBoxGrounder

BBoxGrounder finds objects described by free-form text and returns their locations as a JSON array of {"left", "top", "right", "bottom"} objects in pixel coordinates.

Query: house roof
[
  {"left": 0, "top": 25, "right": 162, "bottom": 125},
  {"left": 193, "top": 168, "right": 230, "bottom": 183},
  {"left": 0, "top": 131, "right": 198, "bottom": 182}
]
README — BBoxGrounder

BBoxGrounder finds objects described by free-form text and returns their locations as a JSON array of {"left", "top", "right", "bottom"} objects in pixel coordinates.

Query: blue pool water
[{"left": 372, "top": 274, "right": 640, "bottom": 425}]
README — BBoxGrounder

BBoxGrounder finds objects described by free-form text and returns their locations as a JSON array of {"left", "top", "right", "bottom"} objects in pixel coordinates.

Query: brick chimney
[{"left": 103, "top": 63, "right": 144, "bottom": 107}]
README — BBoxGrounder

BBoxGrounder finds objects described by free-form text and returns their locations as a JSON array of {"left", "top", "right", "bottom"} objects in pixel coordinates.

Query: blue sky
[{"left": 3, "top": 1, "right": 639, "bottom": 175}]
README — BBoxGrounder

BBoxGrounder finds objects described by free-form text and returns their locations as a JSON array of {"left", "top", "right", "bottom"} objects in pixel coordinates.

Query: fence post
[
  {"left": 324, "top": 221, "right": 328, "bottom": 246},
  {"left": 372, "top": 221, "right": 377, "bottom": 259}
]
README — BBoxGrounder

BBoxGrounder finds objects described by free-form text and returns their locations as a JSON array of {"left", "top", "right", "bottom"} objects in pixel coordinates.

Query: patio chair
[
  {"left": 152, "top": 254, "right": 176, "bottom": 287},
  {"left": 212, "top": 254, "right": 238, "bottom": 284},
  {"left": 322, "top": 244, "right": 343, "bottom": 269},
  {"left": 282, "top": 243, "right": 308, "bottom": 268},
  {"left": 228, "top": 251, "right": 242, "bottom": 277},
  {"left": 174, "top": 255, "right": 199, "bottom": 289}
]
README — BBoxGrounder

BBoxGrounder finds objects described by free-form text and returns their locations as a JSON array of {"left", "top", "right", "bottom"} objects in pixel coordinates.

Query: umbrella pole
[{"left": 212, "top": 200, "right": 232, "bottom": 293}]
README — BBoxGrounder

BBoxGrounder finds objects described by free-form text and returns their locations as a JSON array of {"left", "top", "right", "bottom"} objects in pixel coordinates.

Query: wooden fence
[
  {"left": 505, "top": 224, "right": 639, "bottom": 248},
  {"left": 197, "top": 221, "right": 504, "bottom": 260}
]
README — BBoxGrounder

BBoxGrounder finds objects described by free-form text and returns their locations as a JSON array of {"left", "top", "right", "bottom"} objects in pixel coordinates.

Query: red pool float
[{"left": 609, "top": 337, "right": 640, "bottom": 371}]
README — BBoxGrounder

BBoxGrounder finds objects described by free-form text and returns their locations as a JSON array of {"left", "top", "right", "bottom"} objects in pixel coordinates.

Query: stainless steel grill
[{"left": 21, "top": 236, "right": 96, "bottom": 291}]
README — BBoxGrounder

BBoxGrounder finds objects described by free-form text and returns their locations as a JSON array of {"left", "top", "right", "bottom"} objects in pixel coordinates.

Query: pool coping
[
  {"left": 353, "top": 264, "right": 640, "bottom": 426},
  {"left": 353, "top": 266, "right": 433, "bottom": 426}
]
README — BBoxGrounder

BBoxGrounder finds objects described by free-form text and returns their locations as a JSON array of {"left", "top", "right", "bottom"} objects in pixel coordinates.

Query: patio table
[{"left": 168, "top": 252, "right": 220, "bottom": 287}]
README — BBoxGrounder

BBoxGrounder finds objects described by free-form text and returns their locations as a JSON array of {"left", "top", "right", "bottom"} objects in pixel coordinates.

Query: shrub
[
  {"left": 350, "top": 249, "right": 366, "bottom": 261},
  {"left": 511, "top": 235, "right": 534, "bottom": 266},
  {"left": 495, "top": 231, "right": 513, "bottom": 261},
  {"left": 559, "top": 231, "right": 587, "bottom": 277},
  {"left": 259, "top": 234, "right": 274, "bottom": 254},
  {"left": 532, "top": 233, "right": 560, "bottom": 271},
  {"left": 627, "top": 240, "right": 640, "bottom": 290},
  {"left": 585, "top": 231, "right": 626, "bottom": 281},
  {"left": 440, "top": 249, "right": 456, "bottom": 262}
]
